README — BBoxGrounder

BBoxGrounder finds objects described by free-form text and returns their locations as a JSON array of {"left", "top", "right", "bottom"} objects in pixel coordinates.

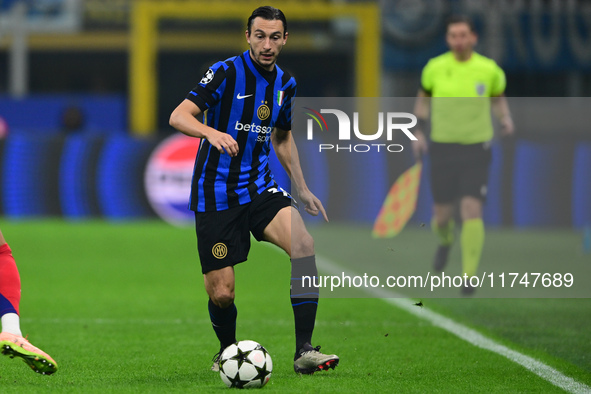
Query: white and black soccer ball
[{"left": 219, "top": 340, "right": 273, "bottom": 389}]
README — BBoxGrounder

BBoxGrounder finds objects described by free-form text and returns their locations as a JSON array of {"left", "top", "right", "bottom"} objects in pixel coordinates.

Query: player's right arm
[
  {"left": 170, "top": 62, "right": 239, "bottom": 157},
  {"left": 169, "top": 100, "right": 239, "bottom": 157}
]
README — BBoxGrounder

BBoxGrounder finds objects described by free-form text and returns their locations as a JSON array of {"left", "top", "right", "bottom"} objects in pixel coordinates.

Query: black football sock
[
  {"left": 291, "top": 255, "right": 319, "bottom": 359},
  {"left": 208, "top": 298, "right": 237, "bottom": 350}
]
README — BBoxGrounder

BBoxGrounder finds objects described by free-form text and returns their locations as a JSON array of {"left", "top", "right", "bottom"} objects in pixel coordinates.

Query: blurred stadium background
[{"left": 0, "top": 0, "right": 590, "bottom": 234}]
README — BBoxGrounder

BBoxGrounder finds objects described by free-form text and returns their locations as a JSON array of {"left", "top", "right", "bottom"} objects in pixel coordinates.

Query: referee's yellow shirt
[{"left": 421, "top": 51, "right": 506, "bottom": 144}]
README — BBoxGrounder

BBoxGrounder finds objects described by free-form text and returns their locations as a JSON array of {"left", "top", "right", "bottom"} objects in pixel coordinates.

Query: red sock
[{"left": 0, "top": 243, "right": 21, "bottom": 316}]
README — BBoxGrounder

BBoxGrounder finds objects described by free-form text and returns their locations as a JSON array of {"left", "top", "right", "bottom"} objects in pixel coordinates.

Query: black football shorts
[
  {"left": 429, "top": 141, "right": 492, "bottom": 204},
  {"left": 194, "top": 184, "right": 295, "bottom": 274}
]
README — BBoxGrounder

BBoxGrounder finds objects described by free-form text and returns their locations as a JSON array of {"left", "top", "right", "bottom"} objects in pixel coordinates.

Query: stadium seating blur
[{"left": 0, "top": 0, "right": 589, "bottom": 227}]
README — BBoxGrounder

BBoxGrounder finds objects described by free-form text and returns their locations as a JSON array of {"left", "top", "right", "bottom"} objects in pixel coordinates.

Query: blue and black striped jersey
[{"left": 186, "top": 50, "right": 296, "bottom": 212}]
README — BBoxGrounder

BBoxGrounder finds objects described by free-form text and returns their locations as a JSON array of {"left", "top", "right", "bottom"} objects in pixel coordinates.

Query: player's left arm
[
  {"left": 272, "top": 128, "right": 328, "bottom": 222},
  {"left": 491, "top": 94, "right": 514, "bottom": 136}
]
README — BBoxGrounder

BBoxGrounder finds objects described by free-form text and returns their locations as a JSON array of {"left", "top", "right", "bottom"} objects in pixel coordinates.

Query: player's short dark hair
[
  {"left": 247, "top": 6, "right": 287, "bottom": 36},
  {"left": 446, "top": 15, "right": 476, "bottom": 33}
]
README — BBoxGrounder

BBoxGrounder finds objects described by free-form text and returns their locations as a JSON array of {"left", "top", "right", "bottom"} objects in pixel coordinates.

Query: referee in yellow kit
[{"left": 413, "top": 15, "right": 514, "bottom": 295}]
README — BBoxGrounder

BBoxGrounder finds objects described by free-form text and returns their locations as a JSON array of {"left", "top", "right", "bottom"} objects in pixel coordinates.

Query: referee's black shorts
[
  {"left": 194, "top": 185, "right": 295, "bottom": 274},
  {"left": 429, "top": 141, "right": 492, "bottom": 204}
]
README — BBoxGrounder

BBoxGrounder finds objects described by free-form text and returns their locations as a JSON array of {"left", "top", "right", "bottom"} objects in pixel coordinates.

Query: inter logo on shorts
[
  {"left": 212, "top": 242, "right": 228, "bottom": 259},
  {"left": 257, "top": 102, "right": 270, "bottom": 120}
]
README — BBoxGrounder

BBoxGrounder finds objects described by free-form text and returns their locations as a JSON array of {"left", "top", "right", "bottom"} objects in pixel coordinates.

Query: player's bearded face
[
  {"left": 246, "top": 18, "right": 288, "bottom": 71},
  {"left": 446, "top": 23, "right": 477, "bottom": 58}
]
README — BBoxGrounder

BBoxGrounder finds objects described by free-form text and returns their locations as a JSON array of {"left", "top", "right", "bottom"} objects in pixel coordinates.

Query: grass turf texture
[{"left": 0, "top": 220, "right": 589, "bottom": 393}]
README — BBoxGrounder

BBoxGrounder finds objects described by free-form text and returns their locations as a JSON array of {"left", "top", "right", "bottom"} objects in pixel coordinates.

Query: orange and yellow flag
[{"left": 372, "top": 162, "right": 422, "bottom": 238}]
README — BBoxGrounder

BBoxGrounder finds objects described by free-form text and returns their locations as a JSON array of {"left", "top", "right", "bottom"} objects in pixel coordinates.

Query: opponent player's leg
[
  {"left": 261, "top": 206, "right": 338, "bottom": 374},
  {"left": 0, "top": 230, "right": 21, "bottom": 336},
  {"left": 0, "top": 229, "right": 57, "bottom": 375}
]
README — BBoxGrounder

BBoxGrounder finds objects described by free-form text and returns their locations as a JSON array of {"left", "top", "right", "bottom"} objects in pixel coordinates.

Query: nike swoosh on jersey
[{"left": 236, "top": 93, "right": 253, "bottom": 99}]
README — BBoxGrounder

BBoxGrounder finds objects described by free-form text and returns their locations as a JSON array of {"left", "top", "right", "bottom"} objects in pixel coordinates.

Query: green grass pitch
[{"left": 0, "top": 220, "right": 590, "bottom": 393}]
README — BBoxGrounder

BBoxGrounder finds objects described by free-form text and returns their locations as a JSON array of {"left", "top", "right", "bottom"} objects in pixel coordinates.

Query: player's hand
[
  {"left": 299, "top": 189, "right": 329, "bottom": 222},
  {"left": 208, "top": 130, "right": 239, "bottom": 157},
  {"left": 412, "top": 130, "right": 428, "bottom": 161},
  {"left": 500, "top": 116, "right": 515, "bottom": 137}
]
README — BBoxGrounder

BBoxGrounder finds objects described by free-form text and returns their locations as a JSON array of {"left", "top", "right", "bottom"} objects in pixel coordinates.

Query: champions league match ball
[{"left": 219, "top": 340, "right": 273, "bottom": 389}]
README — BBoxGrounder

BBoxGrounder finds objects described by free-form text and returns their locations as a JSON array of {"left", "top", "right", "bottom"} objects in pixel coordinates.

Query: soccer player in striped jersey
[
  {"left": 170, "top": 6, "right": 338, "bottom": 374},
  {"left": 0, "top": 228, "right": 58, "bottom": 374},
  {"left": 413, "top": 15, "right": 514, "bottom": 295}
]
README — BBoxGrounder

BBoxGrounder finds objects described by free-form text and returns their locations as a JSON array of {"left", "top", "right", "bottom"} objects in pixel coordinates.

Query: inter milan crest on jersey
[
  {"left": 200, "top": 69, "right": 214, "bottom": 85},
  {"left": 257, "top": 101, "right": 270, "bottom": 120},
  {"left": 475, "top": 82, "right": 486, "bottom": 96}
]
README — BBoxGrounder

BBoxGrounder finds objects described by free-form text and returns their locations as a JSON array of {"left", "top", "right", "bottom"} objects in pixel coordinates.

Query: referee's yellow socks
[
  {"left": 461, "top": 218, "right": 485, "bottom": 277},
  {"left": 431, "top": 219, "right": 455, "bottom": 246}
]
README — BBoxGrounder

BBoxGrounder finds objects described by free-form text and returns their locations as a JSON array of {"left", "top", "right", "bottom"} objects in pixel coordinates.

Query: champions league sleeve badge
[{"left": 200, "top": 68, "right": 215, "bottom": 85}]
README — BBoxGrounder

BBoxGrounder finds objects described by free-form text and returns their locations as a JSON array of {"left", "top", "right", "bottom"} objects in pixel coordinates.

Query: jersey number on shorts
[{"left": 268, "top": 187, "right": 290, "bottom": 198}]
